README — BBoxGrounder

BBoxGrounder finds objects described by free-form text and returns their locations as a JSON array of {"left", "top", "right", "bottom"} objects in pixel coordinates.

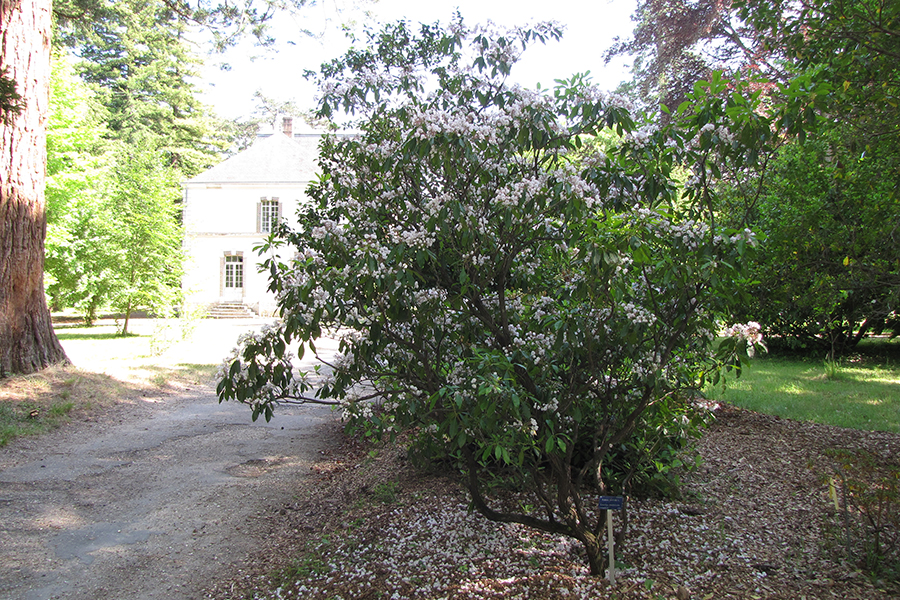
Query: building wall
[{"left": 182, "top": 182, "right": 311, "bottom": 316}]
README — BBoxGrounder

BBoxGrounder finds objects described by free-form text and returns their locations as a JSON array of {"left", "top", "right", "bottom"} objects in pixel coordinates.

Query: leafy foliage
[
  {"left": 823, "top": 448, "right": 900, "bottom": 581},
  {"left": 722, "top": 129, "right": 900, "bottom": 354},
  {"left": 45, "top": 56, "right": 115, "bottom": 322},
  {"left": 217, "top": 18, "right": 768, "bottom": 574},
  {"left": 67, "top": 0, "right": 229, "bottom": 177},
  {"left": 46, "top": 0, "right": 240, "bottom": 325},
  {"left": 52, "top": 0, "right": 311, "bottom": 52},
  {"left": 0, "top": 68, "right": 22, "bottom": 118},
  {"left": 102, "top": 138, "right": 184, "bottom": 334},
  {"left": 45, "top": 57, "right": 184, "bottom": 330},
  {"left": 605, "top": 0, "right": 768, "bottom": 114},
  {"left": 613, "top": 0, "right": 900, "bottom": 352}
]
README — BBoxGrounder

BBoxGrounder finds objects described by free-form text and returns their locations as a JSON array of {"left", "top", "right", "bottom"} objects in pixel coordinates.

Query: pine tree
[{"left": 74, "top": 0, "right": 228, "bottom": 177}]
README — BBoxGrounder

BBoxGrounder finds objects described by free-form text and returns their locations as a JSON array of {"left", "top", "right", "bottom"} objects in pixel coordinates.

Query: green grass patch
[
  {"left": 709, "top": 354, "right": 900, "bottom": 433},
  {"left": 0, "top": 399, "right": 77, "bottom": 447},
  {"left": 55, "top": 331, "right": 144, "bottom": 341}
]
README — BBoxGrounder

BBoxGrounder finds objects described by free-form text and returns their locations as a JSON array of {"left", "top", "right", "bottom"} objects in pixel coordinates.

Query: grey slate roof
[{"left": 186, "top": 132, "right": 323, "bottom": 185}]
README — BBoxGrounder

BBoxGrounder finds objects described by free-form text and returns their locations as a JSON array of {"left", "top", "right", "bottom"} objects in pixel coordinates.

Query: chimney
[{"left": 282, "top": 116, "right": 293, "bottom": 138}]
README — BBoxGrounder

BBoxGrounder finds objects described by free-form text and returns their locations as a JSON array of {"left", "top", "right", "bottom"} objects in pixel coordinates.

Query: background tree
[
  {"left": 605, "top": 0, "right": 773, "bottom": 115},
  {"left": 227, "top": 91, "right": 325, "bottom": 153},
  {"left": 45, "top": 1, "right": 226, "bottom": 328},
  {"left": 0, "top": 0, "right": 69, "bottom": 376},
  {"left": 44, "top": 55, "right": 114, "bottom": 323},
  {"left": 722, "top": 127, "right": 900, "bottom": 354},
  {"left": 102, "top": 138, "right": 184, "bottom": 335},
  {"left": 730, "top": 0, "right": 900, "bottom": 350},
  {"left": 218, "top": 19, "right": 766, "bottom": 574},
  {"left": 612, "top": 0, "right": 900, "bottom": 352},
  {"left": 46, "top": 56, "right": 187, "bottom": 331},
  {"left": 71, "top": 0, "right": 230, "bottom": 177},
  {"left": 1, "top": 0, "right": 308, "bottom": 377}
]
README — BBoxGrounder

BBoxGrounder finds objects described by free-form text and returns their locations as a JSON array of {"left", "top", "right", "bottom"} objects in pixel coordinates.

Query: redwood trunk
[{"left": 0, "top": 0, "right": 69, "bottom": 376}]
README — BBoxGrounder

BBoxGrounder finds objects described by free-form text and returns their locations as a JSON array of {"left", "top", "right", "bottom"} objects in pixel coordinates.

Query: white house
[{"left": 182, "top": 118, "right": 325, "bottom": 317}]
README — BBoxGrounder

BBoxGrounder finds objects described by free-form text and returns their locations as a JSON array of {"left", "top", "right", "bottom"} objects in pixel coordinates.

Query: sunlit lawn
[{"left": 708, "top": 348, "right": 900, "bottom": 433}]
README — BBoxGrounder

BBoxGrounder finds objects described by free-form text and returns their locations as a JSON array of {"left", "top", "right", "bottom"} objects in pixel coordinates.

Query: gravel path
[
  {"left": 0, "top": 319, "right": 342, "bottom": 600},
  {"left": 0, "top": 387, "right": 339, "bottom": 600}
]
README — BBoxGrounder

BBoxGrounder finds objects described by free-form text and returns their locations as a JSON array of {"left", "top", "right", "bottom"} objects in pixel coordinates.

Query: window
[
  {"left": 258, "top": 197, "right": 281, "bottom": 233},
  {"left": 224, "top": 255, "right": 243, "bottom": 289}
]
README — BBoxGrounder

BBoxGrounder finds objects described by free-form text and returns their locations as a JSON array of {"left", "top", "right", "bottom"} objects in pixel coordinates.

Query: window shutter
[
  {"left": 277, "top": 200, "right": 283, "bottom": 221},
  {"left": 219, "top": 255, "right": 225, "bottom": 296},
  {"left": 256, "top": 199, "right": 263, "bottom": 233}
]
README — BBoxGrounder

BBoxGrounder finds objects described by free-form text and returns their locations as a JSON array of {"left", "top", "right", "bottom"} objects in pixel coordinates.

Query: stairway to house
[{"left": 207, "top": 302, "right": 257, "bottom": 319}]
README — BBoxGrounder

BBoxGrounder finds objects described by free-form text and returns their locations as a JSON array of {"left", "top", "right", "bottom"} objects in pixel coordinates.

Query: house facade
[{"left": 182, "top": 118, "right": 324, "bottom": 316}]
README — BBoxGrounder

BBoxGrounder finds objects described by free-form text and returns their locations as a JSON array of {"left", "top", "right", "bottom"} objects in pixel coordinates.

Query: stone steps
[{"left": 207, "top": 302, "right": 257, "bottom": 319}]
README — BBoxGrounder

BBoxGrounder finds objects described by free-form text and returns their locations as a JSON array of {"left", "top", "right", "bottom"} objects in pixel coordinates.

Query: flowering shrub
[{"left": 217, "top": 18, "right": 765, "bottom": 575}]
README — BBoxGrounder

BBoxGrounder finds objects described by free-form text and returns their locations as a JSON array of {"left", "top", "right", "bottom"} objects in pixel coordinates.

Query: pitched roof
[{"left": 186, "top": 132, "right": 322, "bottom": 185}]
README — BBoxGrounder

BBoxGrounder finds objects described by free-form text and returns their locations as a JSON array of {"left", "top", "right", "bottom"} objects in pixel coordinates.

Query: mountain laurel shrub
[{"left": 217, "top": 18, "right": 768, "bottom": 574}]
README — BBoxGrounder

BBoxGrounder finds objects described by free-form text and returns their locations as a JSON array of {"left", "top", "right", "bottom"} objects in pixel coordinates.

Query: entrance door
[{"left": 223, "top": 255, "right": 244, "bottom": 301}]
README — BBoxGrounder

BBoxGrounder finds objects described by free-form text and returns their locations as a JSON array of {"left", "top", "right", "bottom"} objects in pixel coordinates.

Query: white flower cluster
[
  {"left": 462, "top": 250, "right": 491, "bottom": 267},
  {"left": 340, "top": 395, "right": 375, "bottom": 421},
  {"left": 551, "top": 163, "right": 599, "bottom": 201},
  {"left": 625, "top": 125, "right": 658, "bottom": 149},
  {"left": 632, "top": 351, "right": 663, "bottom": 382},
  {"left": 728, "top": 227, "right": 758, "bottom": 248},
  {"left": 632, "top": 209, "right": 712, "bottom": 251},
  {"left": 298, "top": 248, "right": 324, "bottom": 266},
  {"left": 513, "top": 248, "right": 541, "bottom": 277},
  {"left": 723, "top": 321, "right": 763, "bottom": 345},
  {"left": 493, "top": 174, "right": 547, "bottom": 208},
  {"left": 610, "top": 253, "right": 633, "bottom": 279},
  {"left": 723, "top": 321, "right": 766, "bottom": 358},
  {"left": 332, "top": 351, "right": 357, "bottom": 370},
  {"left": 697, "top": 122, "right": 736, "bottom": 145},
  {"left": 388, "top": 225, "right": 436, "bottom": 249},
  {"left": 311, "top": 219, "right": 342, "bottom": 241},
  {"left": 422, "top": 193, "right": 450, "bottom": 219},
  {"left": 409, "top": 106, "right": 503, "bottom": 144},
  {"left": 505, "top": 84, "right": 552, "bottom": 118},
  {"left": 535, "top": 396, "right": 559, "bottom": 413},
  {"left": 413, "top": 287, "right": 448, "bottom": 307},
  {"left": 363, "top": 139, "right": 401, "bottom": 158},
  {"left": 621, "top": 302, "right": 657, "bottom": 326},
  {"left": 508, "top": 325, "right": 555, "bottom": 365},
  {"left": 529, "top": 295, "right": 557, "bottom": 321}
]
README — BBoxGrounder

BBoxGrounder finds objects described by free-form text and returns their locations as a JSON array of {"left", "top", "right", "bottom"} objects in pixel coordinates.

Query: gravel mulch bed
[{"left": 208, "top": 405, "right": 900, "bottom": 600}]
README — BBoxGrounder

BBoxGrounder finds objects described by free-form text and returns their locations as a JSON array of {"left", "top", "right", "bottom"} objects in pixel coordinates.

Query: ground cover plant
[{"left": 217, "top": 17, "right": 773, "bottom": 574}]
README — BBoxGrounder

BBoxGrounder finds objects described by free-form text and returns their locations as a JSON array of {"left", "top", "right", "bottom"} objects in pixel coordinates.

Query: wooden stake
[{"left": 607, "top": 509, "right": 616, "bottom": 584}]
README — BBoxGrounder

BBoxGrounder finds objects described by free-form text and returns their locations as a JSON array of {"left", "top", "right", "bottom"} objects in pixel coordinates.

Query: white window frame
[
  {"left": 223, "top": 254, "right": 244, "bottom": 290},
  {"left": 257, "top": 197, "right": 281, "bottom": 234}
]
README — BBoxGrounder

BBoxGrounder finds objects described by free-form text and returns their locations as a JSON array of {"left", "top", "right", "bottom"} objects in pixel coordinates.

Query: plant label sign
[
  {"left": 598, "top": 496, "right": 624, "bottom": 511},
  {"left": 597, "top": 496, "right": 624, "bottom": 585}
]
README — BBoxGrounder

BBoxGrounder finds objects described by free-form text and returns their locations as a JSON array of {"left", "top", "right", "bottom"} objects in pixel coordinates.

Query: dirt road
[{"left": 0, "top": 321, "right": 342, "bottom": 600}]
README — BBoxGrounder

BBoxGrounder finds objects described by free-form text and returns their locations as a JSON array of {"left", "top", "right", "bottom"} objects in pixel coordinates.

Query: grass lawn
[{"left": 708, "top": 345, "right": 900, "bottom": 434}]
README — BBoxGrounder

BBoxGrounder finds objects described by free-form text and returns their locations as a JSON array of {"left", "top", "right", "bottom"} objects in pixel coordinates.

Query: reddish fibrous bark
[{"left": 1, "top": 0, "right": 69, "bottom": 376}]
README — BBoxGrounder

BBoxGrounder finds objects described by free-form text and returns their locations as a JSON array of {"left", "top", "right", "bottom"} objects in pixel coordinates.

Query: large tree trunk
[{"left": 0, "top": 0, "right": 69, "bottom": 376}]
